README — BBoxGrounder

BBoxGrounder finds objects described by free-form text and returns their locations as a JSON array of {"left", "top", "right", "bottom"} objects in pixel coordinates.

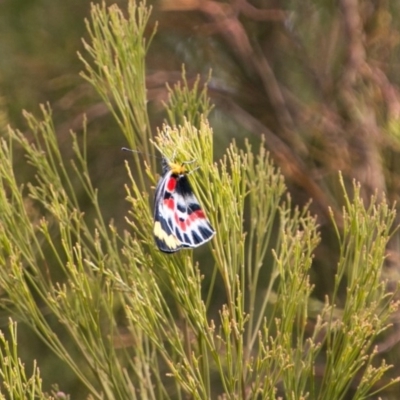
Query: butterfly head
[{"left": 161, "top": 157, "right": 187, "bottom": 176}]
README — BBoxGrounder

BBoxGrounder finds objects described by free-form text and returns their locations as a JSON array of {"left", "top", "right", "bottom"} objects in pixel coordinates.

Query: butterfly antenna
[
  {"left": 121, "top": 147, "right": 161, "bottom": 159},
  {"left": 121, "top": 147, "right": 141, "bottom": 154}
]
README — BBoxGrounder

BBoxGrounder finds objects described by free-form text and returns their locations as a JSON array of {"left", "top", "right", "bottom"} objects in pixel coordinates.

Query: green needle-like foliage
[
  {"left": 0, "top": 321, "right": 53, "bottom": 400},
  {"left": 0, "top": 1, "right": 398, "bottom": 399}
]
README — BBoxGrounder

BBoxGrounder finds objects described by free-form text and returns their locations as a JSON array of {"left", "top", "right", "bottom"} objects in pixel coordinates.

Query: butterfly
[{"left": 153, "top": 156, "right": 215, "bottom": 253}]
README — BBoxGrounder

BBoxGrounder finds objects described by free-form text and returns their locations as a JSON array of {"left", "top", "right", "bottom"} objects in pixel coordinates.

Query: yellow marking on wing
[{"left": 153, "top": 221, "right": 181, "bottom": 249}]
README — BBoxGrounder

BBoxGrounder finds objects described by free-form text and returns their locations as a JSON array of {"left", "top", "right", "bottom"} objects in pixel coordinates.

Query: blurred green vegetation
[{"left": 1, "top": 0, "right": 400, "bottom": 399}]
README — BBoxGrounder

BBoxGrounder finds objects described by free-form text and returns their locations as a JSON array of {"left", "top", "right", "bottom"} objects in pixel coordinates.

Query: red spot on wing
[
  {"left": 174, "top": 213, "right": 187, "bottom": 231},
  {"left": 167, "top": 177, "right": 176, "bottom": 192},
  {"left": 189, "top": 210, "right": 206, "bottom": 222},
  {"left": 196, "top": 210, "right": 206, "bottom": 219},
  {"left": 164, "top": 198, "right": 174, "bottom": 210}
]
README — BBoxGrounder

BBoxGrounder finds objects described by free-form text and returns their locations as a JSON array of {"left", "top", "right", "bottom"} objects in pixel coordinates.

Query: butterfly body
[{"left": 153, "top": 157, "right": 215, "bottom": 253}]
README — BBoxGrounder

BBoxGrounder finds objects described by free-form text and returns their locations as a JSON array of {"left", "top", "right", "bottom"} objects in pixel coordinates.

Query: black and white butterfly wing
[{"left": 153, "top": 169, "right": 215, "bottom": 253}]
